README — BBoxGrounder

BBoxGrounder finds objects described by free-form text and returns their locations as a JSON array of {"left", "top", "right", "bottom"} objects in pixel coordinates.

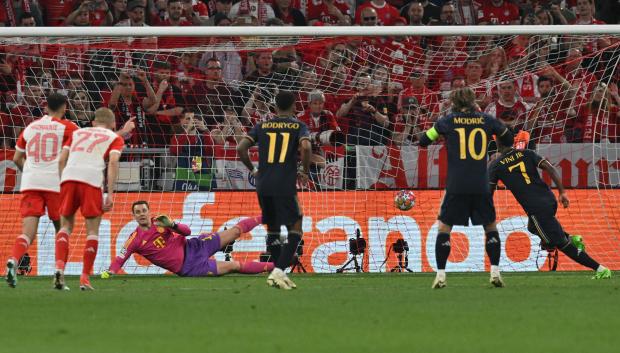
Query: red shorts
[
  {"left": 59, "top": 181, "right": 103, "bottom": 218},
  {"left": 20, "top": 191, "right": 61, "bottom": 221}
]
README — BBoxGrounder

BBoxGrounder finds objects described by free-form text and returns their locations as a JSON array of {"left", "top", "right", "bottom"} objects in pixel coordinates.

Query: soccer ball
[{"left": 394, "top": 190, "right": 416, "bottom": 211}]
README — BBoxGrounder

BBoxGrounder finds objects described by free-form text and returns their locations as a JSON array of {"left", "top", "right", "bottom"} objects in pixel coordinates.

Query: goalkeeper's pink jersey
[{"left": 109, "top": 221, "right": 191, "bottom": 274}]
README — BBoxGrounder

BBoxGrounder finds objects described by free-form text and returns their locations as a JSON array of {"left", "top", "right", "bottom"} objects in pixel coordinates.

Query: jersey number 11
[{"left": 266, "top": 132, "right": 290, "bottom": 164}]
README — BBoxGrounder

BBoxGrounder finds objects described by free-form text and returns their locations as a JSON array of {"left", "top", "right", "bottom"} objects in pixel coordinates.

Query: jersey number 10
[
  {"left": 266, "top": 132, "right": 290, "bottom": 164},
  {"left": 455, "top": 128, "right": 487, "bottom": 160}
]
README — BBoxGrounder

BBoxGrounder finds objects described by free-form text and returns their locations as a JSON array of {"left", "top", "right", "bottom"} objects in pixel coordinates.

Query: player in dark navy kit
[
  {"left": 237, "top": 91, "right": 312, "bottom": 290},
  {"left": 419, "top": 87, "right": 514, "bottom": 289},
  {"left": 489, "top": 139, "right": 611, "bottom": 279}
]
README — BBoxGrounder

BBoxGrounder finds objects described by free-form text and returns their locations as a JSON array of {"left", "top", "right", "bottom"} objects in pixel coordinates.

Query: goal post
[{"left": 0, "top": 25, "right": 619, "bottom": 275}]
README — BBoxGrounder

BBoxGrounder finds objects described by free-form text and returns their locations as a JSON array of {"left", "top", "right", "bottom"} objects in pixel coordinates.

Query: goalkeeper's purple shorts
[{"left": 178, "top": 233, "right": 221, "bottom": 276}]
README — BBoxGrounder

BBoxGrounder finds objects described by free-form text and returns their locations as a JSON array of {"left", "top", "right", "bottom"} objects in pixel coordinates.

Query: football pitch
[{"left": 1, "top": 272, "right": 618, "bottom": 353}]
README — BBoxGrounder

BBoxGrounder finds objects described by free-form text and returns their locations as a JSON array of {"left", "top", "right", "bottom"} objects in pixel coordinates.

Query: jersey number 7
[
  {"left": 266, "top": 132, "right": 290, "bottom": 164},
  {"left": 508, "top": 161, "right": 532, "bottom": 184}
]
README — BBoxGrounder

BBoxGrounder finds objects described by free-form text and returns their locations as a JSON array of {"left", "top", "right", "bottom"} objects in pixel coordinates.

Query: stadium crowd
[{"left": 1, "top": 0, "right": 620, "bottom": 173}]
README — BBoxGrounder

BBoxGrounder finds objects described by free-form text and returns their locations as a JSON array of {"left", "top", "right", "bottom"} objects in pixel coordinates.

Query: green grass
[{"left": 1, "top": 272, "right": 619, "bottom": 353}]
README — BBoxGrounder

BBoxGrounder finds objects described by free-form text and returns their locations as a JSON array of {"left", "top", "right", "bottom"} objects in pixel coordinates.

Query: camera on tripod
[
  {"left": 336, "top": 229, "right": 367, "bottom": 273},
  {"left": 390, "top": 238, "right": 412, "bottom": 272}
]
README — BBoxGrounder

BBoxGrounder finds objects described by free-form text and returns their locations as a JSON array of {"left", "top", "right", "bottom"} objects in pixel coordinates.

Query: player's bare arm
[
  {"left": 105, "top": 151, "right": 121, "bottom": 212},
  {"left": 12, "top": 150, "right": 25, "bottom": 172},
  {"left": 299, "top": 139, "right": 312, "bottom": 183},
  {"left": 236, "top": 137, "right": 257, "bottom": 175},
  {"left": 539, "top": 159, "right": 569, "bottom": 208},
  {"left": 58, "top": 148, "right": 69, "bottom": 177}
]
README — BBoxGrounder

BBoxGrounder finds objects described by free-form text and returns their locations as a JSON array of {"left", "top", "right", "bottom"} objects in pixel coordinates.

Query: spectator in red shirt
[
  {"left": 426, "top": 35, "right": 469, "bottom": 92},
  {"left": 573, "top": 0, "right": 605, "bottom": 24},
  {"left": 407, "top": 1, "right": 424, "bottom": 25},
  {"left": 560, "top": 48, "right": 597, "bottom": 105},
  {"left": 180, "top": 0, "right": 207, "bottom": 24},
  {"left": 432, "top": 1, "right": 458, "bottom": 25},
  {"left": 115, "top": 0, "right": 149, "bottom": 26},
  {"left": 398, "top": 67, "right": 438, "bottom": 121},
  {"left": 477, "top": 0, "right": 520, "bottom": 25},
  {"left": 169, "top": 109, "right": 215, "bottom": 190},
  {"left": 464, "top": 59, "right": 492, "bottom": 109},
  {"left": 480, "top": 46, "right": 507, "bottom": 79},
  {"left": 575, "top": 83, "right": 620, "bottom": 143},
  {"left": 18, "top": 12, "right": 37, "bottom": 27},
  {"left": 528, "top": 67, "right": 577, "bottom": 143},
  {"left": 7, "top": 77, "right": 46, "bottom": 141},
  {"left": 358, "top": 6, "right": 378, "bottom": 26},
  {"left": 64, "top": 0, "right": 113, "bottom": 26},
  {"left": 40, "top": 0, "right": 68, "bottom": 25},
  {"left": 306, "top": 0, "right": 351, "bottom": 26},
  {"left": 67, "top": 90, "right": 96, "bottom": 128},
  {"left": 106, "top": 71, "right": 153, "bottom": 145},
  {"left": 156, "top": 0, "right": 193, "bottom": 25},
  {"left": 355, "top": 0, "right": 400, "bottom": 26},
  {"left": 297, "top": 89, "right": 341, "bottom": 152},
  {"left": 485, "top": 77, "right": 530, "bottom": 134},
  {"left": 211, "top": 106, "right": 247, "bottom": 145},
  {"left": 391, "top": 96, "right": 420, "bottom": 146},
  {"left": 273, "top": 0, "right": 306, "bottom": 26},
  {"left": 110, "top": 0, "right": 129, "bottom": 24}
]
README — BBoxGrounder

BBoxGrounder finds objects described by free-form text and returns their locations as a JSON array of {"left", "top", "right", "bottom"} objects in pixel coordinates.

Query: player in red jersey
[
  {"left": 5, "top": 93, "right": 79, "bottom": 288},
  {"left": 53, "top": 108, "right": 125, "bottom": 291}
]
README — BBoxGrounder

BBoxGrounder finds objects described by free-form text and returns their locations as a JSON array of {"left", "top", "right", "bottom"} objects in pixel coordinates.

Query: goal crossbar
[{"left": 1, "top": 25, "right": 620, "bottom": 37}]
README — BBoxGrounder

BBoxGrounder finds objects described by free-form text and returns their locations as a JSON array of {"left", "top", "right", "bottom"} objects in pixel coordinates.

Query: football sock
[
  {"left": 266, "top": 231, "right": 281, "bottom": 263},
  {"left": 559, "top": 241, "right": 599, "bottom": 271},
  {"left": 485, "top": 231, "right": 501, "bottom": 266},
  {"left": 10, "top": 235, "right": 30, "bottom": 263},
  {"left": 239, "top": 261, "right": 274, "bottom": 274},
  {"left": 55, "top": 230, "right": 70, "bottom": 271},
  {"left": 235, "top": 216, "right": 262, "bottom": 234},
  {"left": 82, "top": 236, "right": 99, "bottom": 276},
  {"left": 435, "top": 232, "right": 451, "bottom": 270},
  {"left": 276, "top": 231, "right": 302, "bottom": 270}
]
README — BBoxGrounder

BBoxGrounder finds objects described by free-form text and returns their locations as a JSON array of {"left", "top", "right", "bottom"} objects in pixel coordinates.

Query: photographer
[
  {"left": 297, "top": 90, "right": 343, "bottom": 158},
  {"left": 336, "top": 74, "right": 390, "bottom": 146},
  {"left": 211, "top": 106, "right": 247, "bottom": 146},
  {"left": 169, "top": 109, "right": 216, "bottom": 191},
  {"left": 392, "top": 96, "right": 421, "bottom": 146}
]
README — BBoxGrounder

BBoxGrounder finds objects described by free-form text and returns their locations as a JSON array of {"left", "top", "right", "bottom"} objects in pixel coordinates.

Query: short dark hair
[
  {"left": 131, "top": 200, "right": 150, "bottom": 213},
  {"left": 47, "top": 92, "right": 68, "bottom": 112},
  {"left": 275, "top": 91, "right": 295, "bottom": 112},
  {"left": 19, "top": 11, "right": 34, "bottom": 21},
  {"left": 152, "top": 61, "right": 171, "bottom": 70},
  {"left": 537, "top": 75, "right": 553, "bottom": 86}
]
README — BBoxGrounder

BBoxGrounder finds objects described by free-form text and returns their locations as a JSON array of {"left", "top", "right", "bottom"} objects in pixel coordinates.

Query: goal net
[{"left": 0, "top": 26, "right": 619, "bottom": 275}]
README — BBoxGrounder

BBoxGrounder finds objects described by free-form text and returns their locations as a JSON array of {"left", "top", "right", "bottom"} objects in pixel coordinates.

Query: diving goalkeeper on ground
[{"left": 101, "top": 201, "right": 273, "bottom": 278}]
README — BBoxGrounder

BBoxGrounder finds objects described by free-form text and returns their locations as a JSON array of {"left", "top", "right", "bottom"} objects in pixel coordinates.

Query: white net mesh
[{"left": 0, "top": 30, "right": 619, "bottom": 275}]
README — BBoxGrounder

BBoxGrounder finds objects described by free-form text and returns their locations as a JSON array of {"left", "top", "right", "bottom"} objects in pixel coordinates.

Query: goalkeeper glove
[
  {"left": 155, "top": 214, "right": 176, "bottom": 229},
  {"left": 101, "top": 270, "right": 112, "bottom": 279}
]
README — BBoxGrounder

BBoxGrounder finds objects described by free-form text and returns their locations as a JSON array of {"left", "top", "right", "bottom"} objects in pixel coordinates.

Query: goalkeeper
[{"left": 101, "top": 201, "right": 273, "bottom": 278}]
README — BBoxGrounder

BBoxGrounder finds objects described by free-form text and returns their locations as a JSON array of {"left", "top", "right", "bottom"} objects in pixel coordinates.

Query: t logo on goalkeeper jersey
[{"left": 153, "top": 236, "right": 166, "bottom": 249}]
